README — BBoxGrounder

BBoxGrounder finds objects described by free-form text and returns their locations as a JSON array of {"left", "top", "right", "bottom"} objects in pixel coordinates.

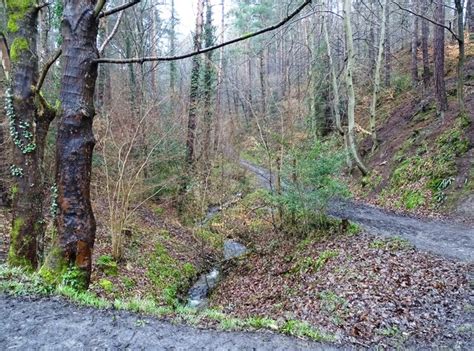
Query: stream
[{"left": 186, "top": 196, "right": 248, "bottom": 309}]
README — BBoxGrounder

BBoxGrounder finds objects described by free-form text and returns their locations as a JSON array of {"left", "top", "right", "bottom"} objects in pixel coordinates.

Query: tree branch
[
  {"left": 0, "top": 33, "right": 10, "bottom": 80},
  {"left": 35, "top": 49, "right": 62, "bottom": 93},
  {"left": 94, "top": 0, "right": 107, "bottom": 17},
  {"left": 98, "top": 0, "right": 141, "bottom": 18},
  {"left": 99, "top": 11, "right": 124, "bottom": 54},
  {"left": 95, "top": 0, "right": 312, "bottom": 64},
  {"left": 391, "top": 0, "right": 461, "bottom": 42}
]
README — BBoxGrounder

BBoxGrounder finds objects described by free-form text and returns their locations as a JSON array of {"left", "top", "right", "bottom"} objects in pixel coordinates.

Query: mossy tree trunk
[
  {"left": 202, "top": 0, "right": 215, "bottom": 169},
  {"left": 6, "top": 2, "right": 46, "bottom": 270},
  {"left": 42, "top": 0, "right": 102, "bottom": 287}
]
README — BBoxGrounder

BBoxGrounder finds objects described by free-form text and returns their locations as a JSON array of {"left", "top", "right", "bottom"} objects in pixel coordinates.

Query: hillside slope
[{"left": 353, "top": 42, "right": 474, "bottom": 221}]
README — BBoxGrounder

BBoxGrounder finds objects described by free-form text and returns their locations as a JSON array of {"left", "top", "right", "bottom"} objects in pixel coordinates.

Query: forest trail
[
  {"left": 0, "top": 296, "right": 333, "bottom": 351},
  {"left": 240, "top": 160, "right": 474, "bottom": 263}
]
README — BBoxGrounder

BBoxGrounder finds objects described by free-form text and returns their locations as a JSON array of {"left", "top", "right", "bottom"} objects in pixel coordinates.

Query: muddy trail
[
  {"left": 240, "top": 160, "right": 474, "bottom": 263},
  {"left": 0, "top": 295, "right": 333, "bottom": 350}
]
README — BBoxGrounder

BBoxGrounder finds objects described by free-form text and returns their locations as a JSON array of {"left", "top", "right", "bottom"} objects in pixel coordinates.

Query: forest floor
[
  {"left": 203, "top": 160, "right": 473, "bottom": 348},
  {"left": 0, "top": 161, "right": 472, "bottom": 349}
]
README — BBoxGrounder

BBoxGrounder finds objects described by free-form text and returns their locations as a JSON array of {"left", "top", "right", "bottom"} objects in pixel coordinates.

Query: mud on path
[
  {"left": 0, "top": 295, "right": 334, "bottom": 351},
  {"left": 240, "top": 160, "right": 474, "bottom": 263}
]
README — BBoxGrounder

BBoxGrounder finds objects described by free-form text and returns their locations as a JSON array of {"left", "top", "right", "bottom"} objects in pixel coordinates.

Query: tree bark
[
  {"left": 467, "top": 0, "right": 474, "bottom": 37},
  {"left": 42, "top": 1, "right": 101, "bottom": 288},
  {"left": 202, "top": 0, "right": 214, "bottom": 168},
  {"left": 384, "top": 2, "right": 391, "bottom": 87},
  {"left": 434, "top": 1, "right": 448, "bottom": 117},
  {"left": 344, "top": 0, "right": 368, "bottom": 176},
  {"left": 454, "top": 0, "right": 465, "bottom": 112},
  {"left": 6, "top": 4, "right": 44, "bottom": 270},
  {"left": 370, "top": 0, "right": 388, "bottom": 151},
  {"left": 421, "top": 0, "right": 431, "bottom": 90},
  {"left": 323, "top": 15, "right": 352, "bottom": 168},
  {"left": 411, "top": 0, "right": 419, "bottom": 87},
  {"left": 169, "top": 0, "right": 177, "bottom": 93},
  {"left": 186, "top": 0, "right": 205, "bottom": 168}
]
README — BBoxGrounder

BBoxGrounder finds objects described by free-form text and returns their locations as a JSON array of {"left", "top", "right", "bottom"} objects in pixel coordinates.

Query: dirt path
[
  {"left": 240, "top": 160, "right": 474, "bottom": 263},
  {"left": 0, "top": 295, "right": 333, "bottom": 350}
]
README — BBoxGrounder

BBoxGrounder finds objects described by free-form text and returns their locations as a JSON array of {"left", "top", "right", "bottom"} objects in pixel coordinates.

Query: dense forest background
[{"left": 0, "top": 0, "right": 473, "bottom": 348}]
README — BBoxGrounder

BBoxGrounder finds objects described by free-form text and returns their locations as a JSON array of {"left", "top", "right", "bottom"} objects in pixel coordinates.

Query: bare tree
[
  {"left": 433, "top": 1, "right": 448, "bottom": 118},
  {"left": 370, "top": 0, "right": 389, "bottom": 151},
  {"left": 344, "top": 0, "right": 369, "bottom": 175}
]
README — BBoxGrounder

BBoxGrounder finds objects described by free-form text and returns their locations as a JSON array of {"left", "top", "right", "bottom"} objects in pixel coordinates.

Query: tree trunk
[
  {"left": 214, "top": 0, "right": 226, "bottom": 153},
  {"left": 202, "top": 0, "right": 214, "bottom": 168},
  {"left": 259, "top": 52, "right": 266, "bottom": 116},
  {"left": 467, "top": 0, "right": 474, "bottom": 38},
  {"left": 384, "top": 2, "right": 391, "bottom": 88},
  {"left": 411, "top": 0, "right": 419, "bottom": 87},
  {"left": 434, "top": 1, "right": 448, "bottom": 118},
  {"left": 421, "top": 0, "right": 431, "bottom": 90},
  {"left": 344, "top": 0, "right": 368, "bottom": 176},
  {"left": 455, "top": 0, "right": 465, "bottom": 112},
  {"left": 323, "top": 15, "right": 352, "bottom": 168},
  {"left": 6, "top": 4, "right": 44, "bottom": 270},
  {"left": 42, "top": 1, "right": 101, "bottom": 288},
  {"left": 370, "top": 0, "right": 388, "bottom": 152},
  {"left": 186, "top": 0, "right": 205, "bottom": 168},
  {"left": 169, "top": 0, "right": 177, "bottom": 93}
]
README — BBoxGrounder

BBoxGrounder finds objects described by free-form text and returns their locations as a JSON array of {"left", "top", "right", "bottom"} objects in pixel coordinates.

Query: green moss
[
  {"left": 6, "top": 0, "right": 34, "bottom": 33},
  {"left": 10, "top": 37, "right": 29, "bottom": 62},
  {"left": 7, "top": 218, "right": 34, "bottom": 271},
  {"left": 10, "top": 185, "right": 18, "bottom": 200},
  {"left": 99, "top": 278, "right": 114, "bottom": 293},
  {"left": 196, "top": 229, "right": 223, "bottom": 249},
  {"left": 39, "top": 246, "right": 68, "bottom": 285},
  {"left": 147, "top": 242, "right": 196, "bottom": 305}
]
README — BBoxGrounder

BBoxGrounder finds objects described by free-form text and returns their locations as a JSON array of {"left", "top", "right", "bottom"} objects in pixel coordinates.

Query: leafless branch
[
  {"left": 99, "top": 11, "right": 124, "bottom": 54},
  {"left": 98, "top": 0, "right": 141, "bottom": 18},
  {"left": 35, "top": 49, "right": 62, "bottom": 93},
  {"left": 391, "top": 0, "right": 461, "bottom": 42},
  {"left": 94, "top": 0, "right": 107, "bottom": 17},
  {"left": 95, "top": 0, "right": 313, "bottom": 64}
]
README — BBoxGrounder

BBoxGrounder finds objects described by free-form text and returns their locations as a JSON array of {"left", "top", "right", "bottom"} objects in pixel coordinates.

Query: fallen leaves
[{"left": 210, "top": 231, "right": 472, "bottom": 348}]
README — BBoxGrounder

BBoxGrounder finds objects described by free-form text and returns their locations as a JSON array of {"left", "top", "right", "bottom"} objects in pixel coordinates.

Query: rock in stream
[{"left": 187, "top": 240, "right": 247, "bottom": 309}]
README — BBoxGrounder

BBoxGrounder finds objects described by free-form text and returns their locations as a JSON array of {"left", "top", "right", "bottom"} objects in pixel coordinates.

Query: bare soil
[{"left": 0, "top": 295, "right": 333, "bottom": 350}]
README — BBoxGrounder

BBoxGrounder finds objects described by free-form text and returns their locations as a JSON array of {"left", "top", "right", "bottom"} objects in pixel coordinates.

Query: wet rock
[
  {"left": 224, "top": 240, "right": 248, "bottom": 260},
  {"left": 187, "top": 268, "right": 221, "bottom": 309}
]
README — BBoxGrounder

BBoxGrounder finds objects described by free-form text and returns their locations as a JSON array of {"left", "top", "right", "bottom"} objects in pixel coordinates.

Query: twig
[
  {"left": 391, "top": 0, "right": 461, "bottom": 42},
  {"left": 95, "top": 0, "right": 313, "bottom": 64},
  {"left": 98, "top": 0, "right": 141, "bottom": 18}
]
